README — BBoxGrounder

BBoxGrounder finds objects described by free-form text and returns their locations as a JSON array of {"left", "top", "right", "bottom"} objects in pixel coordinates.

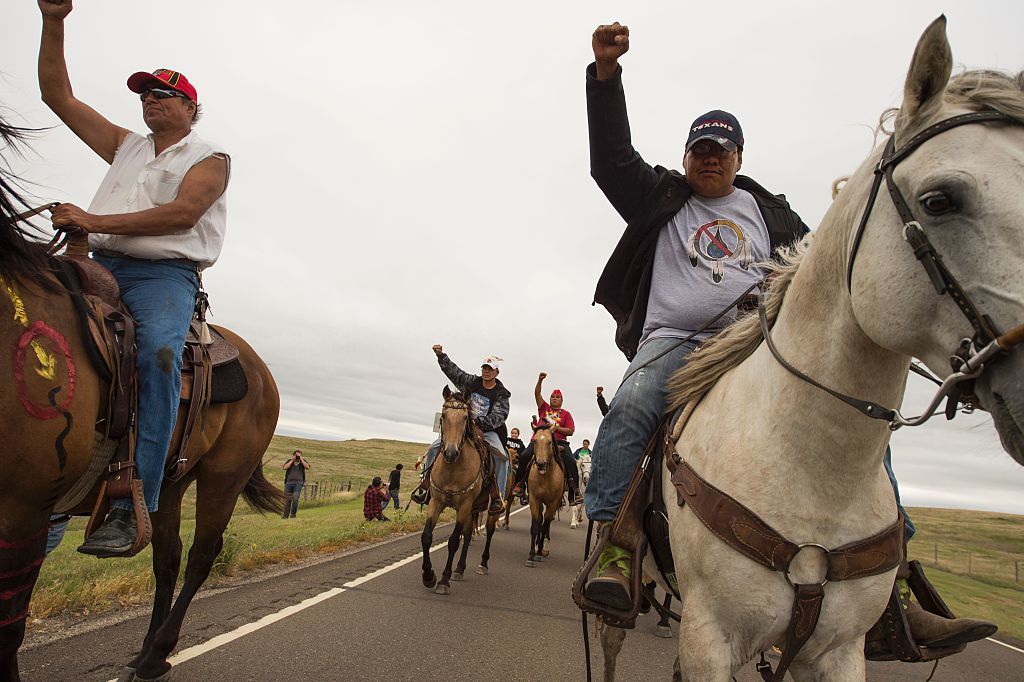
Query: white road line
[
  {"left": 107, "top": 506, "right": 533, "bottom": 681},
  {"left": 986, "top": 637, "right": 1024, "bottom": 655}
]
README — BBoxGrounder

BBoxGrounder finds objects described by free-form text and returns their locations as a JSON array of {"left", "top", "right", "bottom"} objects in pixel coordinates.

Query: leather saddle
[{"left": 53, "top": 239, "right": 248, "bottom": 554}]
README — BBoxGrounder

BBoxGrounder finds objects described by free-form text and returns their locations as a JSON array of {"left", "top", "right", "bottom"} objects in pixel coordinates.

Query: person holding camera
[
  {"left": 364, "top": 477, "right": 390, "bottom": 522},
  {"left": 282, "top": 450, "right": 310, "bottom": 519}
]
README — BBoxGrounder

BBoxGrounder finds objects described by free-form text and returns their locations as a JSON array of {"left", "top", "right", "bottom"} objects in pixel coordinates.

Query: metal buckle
[
  {"left": 784, "top": 543, "right": 830, "bottom": 588},
  {"left": 901, "top": 220, "right": 923, "bottom": 242}
]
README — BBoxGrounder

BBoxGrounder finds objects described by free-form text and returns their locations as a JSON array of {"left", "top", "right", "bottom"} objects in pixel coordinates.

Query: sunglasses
[
  {"left": 139, "top": 88, "right": 189, "bottom": 102},
  {"left": 688, "top": 139, "right": 738, "bottom": 158}
]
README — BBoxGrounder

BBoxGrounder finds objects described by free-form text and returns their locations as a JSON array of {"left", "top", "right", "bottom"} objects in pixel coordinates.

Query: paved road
[{"left": 19, "top": 506, "right": 1024, "bottom": 680}]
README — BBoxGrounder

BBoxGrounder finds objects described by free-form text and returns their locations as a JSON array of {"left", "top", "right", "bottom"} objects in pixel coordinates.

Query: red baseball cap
[
  {"left": 127, "top": 68, "right": 198, "bottom": 102},
  {"left": 550, "top": 389, "right": 563, "bottom": 398}
]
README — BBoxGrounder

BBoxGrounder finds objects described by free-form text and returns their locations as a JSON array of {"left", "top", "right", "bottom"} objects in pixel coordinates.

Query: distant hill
[{"left": 263, "top": 435, "right": 429, "bottom": 490}]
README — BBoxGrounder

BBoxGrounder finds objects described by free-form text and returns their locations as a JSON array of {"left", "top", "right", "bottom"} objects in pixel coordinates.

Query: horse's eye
[{"left": 920, "top": 191, "right": 955, "bottom": 215}]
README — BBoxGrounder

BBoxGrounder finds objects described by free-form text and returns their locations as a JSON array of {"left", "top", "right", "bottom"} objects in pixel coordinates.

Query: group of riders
[
  {"left": 30, "top": 0, "right": 997, "bottom": 663},
  {"left": 412, "top": 345, "right": 591, "bottom": 516}
]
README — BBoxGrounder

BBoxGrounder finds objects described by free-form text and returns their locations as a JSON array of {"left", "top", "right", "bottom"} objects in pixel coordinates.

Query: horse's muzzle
[{"left": 442, "top": 445, "right": 460, "bottom": 464}]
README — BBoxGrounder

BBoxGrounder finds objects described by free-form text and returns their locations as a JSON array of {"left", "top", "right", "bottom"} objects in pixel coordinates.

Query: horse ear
[
  {"left": 898, "top": 16, "right": 953, "bottom": 136},
  {"left": 443, "top": 385, "right": 451, "bottom": 400}
]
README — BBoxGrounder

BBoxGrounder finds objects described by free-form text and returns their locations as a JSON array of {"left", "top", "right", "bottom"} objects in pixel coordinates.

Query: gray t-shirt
[{"left": 640, "top": 188, "right": 770, "bottom": 347}]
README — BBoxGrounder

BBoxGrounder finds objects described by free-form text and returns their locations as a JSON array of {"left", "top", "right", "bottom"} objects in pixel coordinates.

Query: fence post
[{"left": 347, "top": 480, "right": 351, "bottom": 492}]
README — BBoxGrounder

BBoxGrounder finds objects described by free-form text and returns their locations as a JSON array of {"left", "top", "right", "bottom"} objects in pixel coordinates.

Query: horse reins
[{"left": 763, "top": 111, "right": 1024, "bottom": 430}]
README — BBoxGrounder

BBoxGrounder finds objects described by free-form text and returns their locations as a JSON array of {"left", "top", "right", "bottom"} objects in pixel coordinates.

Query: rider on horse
[
  {"left": 415, "top": 346, "right": 511, "bottom": 515},
  {"left": 512, "top": 375, "right": 583, "bottom": 505},
  {"left": 581, "top": 21, "right": 994, "bottom": 649},
  {"left": 38, "top": 0, "right": 230, "bottom": 557}
]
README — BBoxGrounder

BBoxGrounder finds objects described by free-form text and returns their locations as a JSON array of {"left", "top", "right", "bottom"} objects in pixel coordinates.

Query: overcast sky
[{"left": 4, "top": 1, "right": 1023, "bottom": 514}]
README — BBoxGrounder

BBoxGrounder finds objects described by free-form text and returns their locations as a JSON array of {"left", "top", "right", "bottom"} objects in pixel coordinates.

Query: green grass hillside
[{"left": 262, "top": 436, "right": 428, "bottom": 490}]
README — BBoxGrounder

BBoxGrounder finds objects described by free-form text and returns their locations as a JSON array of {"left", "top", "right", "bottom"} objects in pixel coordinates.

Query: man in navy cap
[
  {"left": 582, "top": 21, "right": 809, "bottom": 612},
  {"left": 580, "top": 22, "right": 998, "bottom": 652},
  {"left": 38, "top": 0, "right": 230, "bottom": 557}
]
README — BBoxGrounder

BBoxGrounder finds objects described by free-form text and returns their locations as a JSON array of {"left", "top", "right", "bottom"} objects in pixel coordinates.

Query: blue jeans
[
  {"left": 884, "top": 446, "right": 916, "bottom": 541},
  {"left": 586, "top": 337, "right": 701, "bottom": 522},
  {"left": 387, "top": 489, "right": 400, "bottom": 509},
  {"left": 94, "top": 256, "right": 199, "bottom": 513},
  {"left": 283, "top": 481, "right": 303, "bottom": 517},
  {"left": 424, "top": 431, "right": 508, "bottom": 493},
  {"left": 46, "top": 515, "right": 70, "bottom": 556}
]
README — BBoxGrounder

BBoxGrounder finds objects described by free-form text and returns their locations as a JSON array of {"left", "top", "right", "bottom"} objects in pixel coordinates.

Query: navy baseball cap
[{"left": 685, "top": 110, "right": 744, "bottom": 152}]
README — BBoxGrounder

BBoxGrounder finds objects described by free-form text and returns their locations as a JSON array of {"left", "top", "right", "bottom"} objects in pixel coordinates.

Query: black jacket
[
  {"left": 587, "top": 63, "right": 810, "bottom": 360},
  {"left": 437, "top": 353, "right": 511, "bottom": 443}
]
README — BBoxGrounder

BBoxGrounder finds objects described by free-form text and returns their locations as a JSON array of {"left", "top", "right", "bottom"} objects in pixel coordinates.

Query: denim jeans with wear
[
  {"left": 94, "top": 256, "right": 198, "bottom": 513},
  {"left": 586, "top": 337, "right": 700, "bottom": 522},
  {"left": 884, "top": 445, "right": 916, "bottom": 541},
  {"left": 283, "top": 481, "right": 303, "bottom": 517},
  {"left": 424, "top": 430, "right": 508, "bottom": 493}
]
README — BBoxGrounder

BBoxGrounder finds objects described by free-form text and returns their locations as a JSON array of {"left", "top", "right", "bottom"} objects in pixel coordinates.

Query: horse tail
[{"left": 241, "top": 465, "right": 288, "bottom": 515}]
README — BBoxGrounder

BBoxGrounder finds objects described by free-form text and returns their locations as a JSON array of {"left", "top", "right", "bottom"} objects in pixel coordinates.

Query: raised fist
[
  {"left": 592, "top": 22, "right": 629, "bottom": 70},
  {"left": 538, "top": 372, "right": 548, "bottom": 381},
  {"left": 596, "top": 386, "right": 604, "bottom": 395},
  {"left": 38, "top": 0, "right": 74, "bottom": 19},
  {"left": 432, "top": 344, "right": 443, "bottom": 356}
]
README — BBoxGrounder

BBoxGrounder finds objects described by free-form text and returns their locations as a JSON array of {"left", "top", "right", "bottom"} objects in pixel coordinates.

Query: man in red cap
[
  {"left": 37, "top": 0, "right": 230, "bottom": 557},
  {"left": 511, "top": 373, "right": 582, "bottom": 505}
]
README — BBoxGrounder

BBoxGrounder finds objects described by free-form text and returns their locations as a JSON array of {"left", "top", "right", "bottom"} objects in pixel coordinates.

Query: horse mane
[
  {"left": 0, "top": 113, "right": 59, "bottom": 290},
  {"left": 665, "top": 238, "right": 810, "bottom": 412},
  {"left": 880, "top": 69, "right": 1024, "bottom": 140}
]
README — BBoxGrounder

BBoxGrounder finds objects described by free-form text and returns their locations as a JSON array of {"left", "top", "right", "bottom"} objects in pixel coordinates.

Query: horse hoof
[
  {"left": 656, "top": 625, "right": 672, "bottom": 638},
  {"left": 117, "top": 668, "right": 137, "bottom": 682},
  {"left": 451, "top": 572, "right": 463, "bottom": 581},
  {"left": 476, "top": 565, "right": 489, "bottom": 575},
  {"left": 135, "top": 668, "right": 173, "bottom": 682},
  {"left": 434, "top": 584, "right": 451, "bottom": 595},
  {"left": 423, "top": 571, "right": 437, "bottom": 589},
  {"left": 540, "top": 549, "right": 550, "bottom": 557},
  {"left": 525, "top": 560, "right": 535, "bottom": 568},
  {"left": 570, "top": 522, "right": 578, "bottom": 529}
]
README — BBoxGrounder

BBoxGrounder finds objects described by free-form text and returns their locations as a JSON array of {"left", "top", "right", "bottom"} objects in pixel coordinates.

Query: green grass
[
  {"left": 905, "top": 507, "right": 1024, "bottom": 641},
  {"left": 29, "top": 436, "right": 434, "bottom": 623}
]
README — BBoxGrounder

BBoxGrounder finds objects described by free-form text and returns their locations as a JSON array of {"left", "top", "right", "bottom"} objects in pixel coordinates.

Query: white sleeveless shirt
[{"left": 87, "top": 130, "right": 229, "bottom": 269}]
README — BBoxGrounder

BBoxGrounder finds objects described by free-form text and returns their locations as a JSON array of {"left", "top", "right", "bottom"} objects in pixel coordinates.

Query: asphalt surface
[{"left": 18, "top": 505, "right": 1024, "bottom": 681}]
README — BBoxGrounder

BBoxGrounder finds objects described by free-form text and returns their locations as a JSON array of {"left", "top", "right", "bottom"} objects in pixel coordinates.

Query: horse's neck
[{"left": 726, "top": 219, "right": 908, "bottom": 480}]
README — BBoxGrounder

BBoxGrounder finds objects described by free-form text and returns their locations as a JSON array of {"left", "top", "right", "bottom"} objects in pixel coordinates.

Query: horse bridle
[
  {"left": 431, "top": 396, "right": 483, "bottom": 496},
  {"left": 763, "top": 110, "right": 1024, "bottom": 430}
]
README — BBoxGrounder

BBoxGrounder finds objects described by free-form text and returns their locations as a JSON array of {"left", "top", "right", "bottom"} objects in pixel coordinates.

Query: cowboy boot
[
  {"left": 77, "top": 507, "right": 137, "bottom": 558},
  {"left": 899, "top": 579, "right": 997, "bottom": 648},
  {"left": 584, "top": 522, "right": 634, "bottom": 612}
]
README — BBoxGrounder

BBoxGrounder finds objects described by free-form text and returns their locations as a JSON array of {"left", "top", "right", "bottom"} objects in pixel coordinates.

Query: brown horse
[
  {"left": 524, "top": 423, "right": 564, "bottom": 567},
  {"left": 420, "top": 386, "right": 502, "bottom": 593},
  {"left": 0, "top": 119, "right": 284, "bottom": 682}
]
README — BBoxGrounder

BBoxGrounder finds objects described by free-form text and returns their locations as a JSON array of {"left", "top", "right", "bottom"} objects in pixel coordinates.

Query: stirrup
[{"left": 571, "top": 523, "right": 647, "bottom": 628}]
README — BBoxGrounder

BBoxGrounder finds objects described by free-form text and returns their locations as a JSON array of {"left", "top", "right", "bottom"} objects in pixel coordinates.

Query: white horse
[{"left": 603, "top": 17, "right": 1024, "bottom": 681}]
